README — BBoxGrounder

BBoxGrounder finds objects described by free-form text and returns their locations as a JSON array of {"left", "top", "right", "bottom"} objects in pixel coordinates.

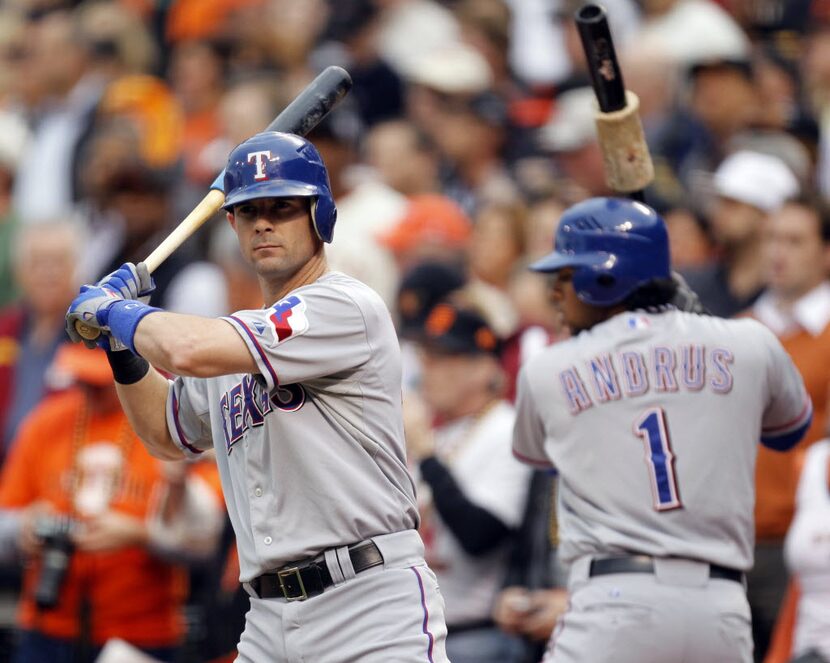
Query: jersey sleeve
[
  {"left": 221, "top": 285, "right": 372, "bottom": 391},
  {"left": 512, "top": 366, "right": 555, "bottom": 469},
  {"left": 759, "top": 327, "right": 813, "bottom": 451},
  {"left": 166, "top": 375, "right": 214, "bottom": 458}
]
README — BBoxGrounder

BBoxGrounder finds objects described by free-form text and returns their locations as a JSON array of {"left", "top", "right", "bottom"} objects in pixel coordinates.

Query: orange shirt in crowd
[
  {"left": 0, "top": 388, "right": 186, "bottom": 648},
  {"left": 753, "top": 324, "right": 830, "bottom": 540}
]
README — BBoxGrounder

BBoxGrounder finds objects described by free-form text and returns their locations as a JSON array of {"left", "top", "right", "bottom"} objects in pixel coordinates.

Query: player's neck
[{"left": 260, "top": 251, "right": 329, "bottom": 305}]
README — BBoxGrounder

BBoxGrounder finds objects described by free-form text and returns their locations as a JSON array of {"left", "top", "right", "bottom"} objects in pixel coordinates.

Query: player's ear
[{"left": 227, "top": 211, "right": 237, "bottom": 231}]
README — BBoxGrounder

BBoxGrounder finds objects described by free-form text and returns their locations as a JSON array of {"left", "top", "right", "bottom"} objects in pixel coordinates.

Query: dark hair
[
  {"left": 785, "top": 193, "right": 830, "bottom": 244},
  {"left": 688, "top": 58, "right": 754, "bottom": 83},
  {"left": 622, "top": 278, "right": 678, "bottom": 310}
]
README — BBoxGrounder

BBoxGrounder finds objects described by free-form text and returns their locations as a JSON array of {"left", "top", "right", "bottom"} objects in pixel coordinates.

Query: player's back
[{"left": 516, "top": 308, "right": 811, "bottom": 570}]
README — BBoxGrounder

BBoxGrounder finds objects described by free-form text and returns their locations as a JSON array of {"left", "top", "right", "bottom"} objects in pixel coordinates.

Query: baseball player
[
  {"left": 512, "top": 197, "right": 813, "bottom": 663},
  {"left": 64, "top": 131, "right": 450, "bottom": 662}
]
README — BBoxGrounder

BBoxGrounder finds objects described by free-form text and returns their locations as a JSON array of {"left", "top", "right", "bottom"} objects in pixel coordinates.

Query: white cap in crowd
[
  {"left": 400, "top": 41, "right": 492, "bottom": 95},
  {"left": 538, "top": 87, "right": 597, "bottom": 153},
  {"left": 713, "top": 150, "right": 799, "bottom": 212}
]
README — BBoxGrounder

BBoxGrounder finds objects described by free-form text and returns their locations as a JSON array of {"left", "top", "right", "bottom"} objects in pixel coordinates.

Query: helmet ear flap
[
  {"left": 311, "top": 195, "right": 337, "bottom": 243},
  {"left": 572, "top": 266, "right": 627, "bottom": 306}
]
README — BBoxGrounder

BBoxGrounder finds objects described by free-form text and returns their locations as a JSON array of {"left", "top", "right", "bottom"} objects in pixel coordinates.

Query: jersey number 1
[{"left": 633, "top": 408, "right": 682, "bottom": 511}]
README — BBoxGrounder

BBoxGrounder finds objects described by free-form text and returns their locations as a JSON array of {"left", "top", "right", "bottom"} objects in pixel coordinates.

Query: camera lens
[{"left": 33, "top": 522, "right": 74, "bottom": 610}]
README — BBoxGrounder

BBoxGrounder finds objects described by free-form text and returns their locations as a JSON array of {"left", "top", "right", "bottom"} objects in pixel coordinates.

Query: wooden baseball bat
[
  {"left": 575, "top": 4, "right": 653, "bottom": 199},
  {"left": 75, "top": 65, "right": 353, "bottom": 340}
]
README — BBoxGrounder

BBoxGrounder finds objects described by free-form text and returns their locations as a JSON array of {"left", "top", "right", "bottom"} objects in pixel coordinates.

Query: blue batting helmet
[
  {"left": 530, "top": 197, "right": 671, "bottom": 306},
  {"left": 223, "top": 131, "right": 337, "bottom": 243}
]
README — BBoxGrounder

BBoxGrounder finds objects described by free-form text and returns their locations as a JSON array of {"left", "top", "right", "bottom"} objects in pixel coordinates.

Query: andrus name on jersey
[
  {"left": 560, "top": 344, "right": 734, "bottom": 415},
  {"left": 219, "top": 375, "right": 305, "bottom": 453}
]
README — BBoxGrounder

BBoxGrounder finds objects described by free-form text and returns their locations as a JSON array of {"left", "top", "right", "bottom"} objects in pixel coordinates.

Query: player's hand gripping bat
[
  {"left": 575, "top": 3, "right": 654, "bottom": 199},
  {"left": 74, "top": 65, "right": 353, "bottom": 341}
]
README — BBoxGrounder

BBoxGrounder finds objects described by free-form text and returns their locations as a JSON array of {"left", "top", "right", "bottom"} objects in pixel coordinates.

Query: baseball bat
[
  {"left": 75, "top": 65, "right": 353, "bottom": 340},
  {"left": 575, "top": 4, "right": 653, "bottom": 198}
]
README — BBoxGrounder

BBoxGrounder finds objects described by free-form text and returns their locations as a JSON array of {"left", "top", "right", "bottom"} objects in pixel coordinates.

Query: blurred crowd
[{"left": 0, "top": 0, "right": 829, "bottom": 661}]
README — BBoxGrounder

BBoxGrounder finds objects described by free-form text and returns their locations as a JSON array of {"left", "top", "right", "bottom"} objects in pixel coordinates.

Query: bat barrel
[
  {"left": 575, "top": 4, "right": 627, "bottom": 113},
  {"left": 265, "top": 66, "right": 353, "bottom": 135}
]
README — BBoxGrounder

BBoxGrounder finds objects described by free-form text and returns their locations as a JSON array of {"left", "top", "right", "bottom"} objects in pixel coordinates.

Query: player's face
[
  {"left": 228, "top": 197, "right": 320, "bottom": 279},
  {"left": 764, "top": 203, "right": 828, "bottom": 299},
  {"left": 547, "top": 269, "right": 609, "bottom": 334}
]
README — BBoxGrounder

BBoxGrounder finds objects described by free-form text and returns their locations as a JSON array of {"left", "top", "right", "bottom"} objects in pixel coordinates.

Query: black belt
[
  {"left": 248, "top": 541, "right": 384, "bottom": 601},
  {"left": 589, "top": 555, "right": 744, "bottom": 584}
]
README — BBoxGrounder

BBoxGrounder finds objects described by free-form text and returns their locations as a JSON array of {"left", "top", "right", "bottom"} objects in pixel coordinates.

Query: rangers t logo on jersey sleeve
[{"left": 268, "top": 295, "right": 310, "bottom": 343}]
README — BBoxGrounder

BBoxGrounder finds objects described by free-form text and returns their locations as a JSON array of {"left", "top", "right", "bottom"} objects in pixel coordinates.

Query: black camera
[{"left": 33, "top": 515, "right": 75, "bottom": 610}]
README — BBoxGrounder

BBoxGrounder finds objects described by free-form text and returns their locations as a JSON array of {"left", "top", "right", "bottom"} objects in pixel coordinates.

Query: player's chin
[{"left": 253, "top": 256, "right": 297, "bottom": 279}]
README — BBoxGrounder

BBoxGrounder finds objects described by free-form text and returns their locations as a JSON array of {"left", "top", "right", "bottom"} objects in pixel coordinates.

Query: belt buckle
[{"left": 277, "top": 566, "right": 308, "bottom": 602}]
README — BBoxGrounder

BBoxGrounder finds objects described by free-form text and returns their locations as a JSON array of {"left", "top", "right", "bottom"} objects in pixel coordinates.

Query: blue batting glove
[
  {"left": 65, "top": 286, "right": 123, "bottom": 349},
  {"left": 66, "top": 286, "right": 161, "bottom": 353},
  {"left": 97, "top": 262, "right": 155, "bottom": 303}
]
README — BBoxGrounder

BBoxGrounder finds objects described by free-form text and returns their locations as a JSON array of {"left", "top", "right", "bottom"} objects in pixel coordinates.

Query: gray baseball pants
[
  {"left": 544, "top": 556, "right": 753, "bottom": 663},
  {"left": 236, "top": 530, "right": 450, "bottom": 663}
]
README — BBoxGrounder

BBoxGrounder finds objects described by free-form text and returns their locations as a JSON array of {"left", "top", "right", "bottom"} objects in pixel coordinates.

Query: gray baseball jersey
[
  {"left": 164, "top": 271, "right": 420, "bottom": 582},
  {"left": 513, "top": 308, "right": 812, "bottom": 571}
]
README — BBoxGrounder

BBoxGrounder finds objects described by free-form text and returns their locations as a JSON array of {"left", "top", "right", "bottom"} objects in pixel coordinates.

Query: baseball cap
[
  {"left": 401, "top": 42, "right": 493, "bottom": 95},
  {"left": 378, "top": 195, "right": 472, "bottom": 255},
  {"left": 397, "top": 261, "right": 467, "bottom": 338},
  {"left": 713, "top": 150, "right": 799, "bottom": 212},
  {"left": 538, "top": 87, "right": 597, "bottom": 153},
  {"left": 48, "top": 344, "right": 113, "bottom": 388},
  {"left": 420, "top": 302, "right": 501, "bottom": 356}
]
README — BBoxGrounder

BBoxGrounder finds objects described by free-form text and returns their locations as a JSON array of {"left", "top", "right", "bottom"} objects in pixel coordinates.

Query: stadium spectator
[
  {"left": 0, "top": 344, "right": 223, "bottom": 663},
  {"left": 683, "top": 150, "right": 799, "bottom": 317},
  {"left": 394, "top": 259, "right": 467, "bottom": 390},
  {"left": 746, "top": 196, "right": 830, "bottom": 661},
  {"left": 403, "top": 302, "right": 532, "bottom": 663},
  {"left": 12, "top": 5, "right": 151, "bottom": 224},
  {"left": 0, "top": 220, "right": 80, "bottom": 456},
  {"left": 0, "top": 113, "right": 27, "bottom": 309},
  {"left": 491, "top": 468, "right": 565, "bottom": 663},
  {"left": 378, "top": 193, "right": 473, "bottom": 274},
  {"left": 364, "top": 119, "right": 441, "bottom": 197},
  {"left": 651, "top": 56, "right": 759, "bottom": 194},
  {"left": 169, "top": 39, "right": 225, "bottom": 190},
  {"left": 537, "top": 87, "right": 613, "bottom": 202},
  {"left": 764, "top": 439, "right": 830, "bottom": 663},
  {"left": 311, "top": 116, "right": 408, "bottom": 309}
]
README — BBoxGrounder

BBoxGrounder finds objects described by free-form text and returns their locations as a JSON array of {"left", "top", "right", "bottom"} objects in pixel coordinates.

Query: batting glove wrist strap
[
  {"left": 107, "top": 300, "right": 162, "bottom": 355},
  {"left": 97, "top": 262, "right": 155, "bottom": 302},
  {"left": 106, "top": 349, "right": 150, "bottom": 385}
]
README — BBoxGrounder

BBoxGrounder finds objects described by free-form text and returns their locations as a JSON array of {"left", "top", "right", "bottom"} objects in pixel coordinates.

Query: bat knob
[{"left": 74, "top": 320, "right": 101, "bottom": 341}]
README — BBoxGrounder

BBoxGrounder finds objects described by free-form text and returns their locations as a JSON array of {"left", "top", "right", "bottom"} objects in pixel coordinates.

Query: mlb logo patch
[
  {"left": 268, "top": 295, "right": 309, "bottom": 343},
  {"left": 626, "top": 314, "right": 650, "bottom": 330}
]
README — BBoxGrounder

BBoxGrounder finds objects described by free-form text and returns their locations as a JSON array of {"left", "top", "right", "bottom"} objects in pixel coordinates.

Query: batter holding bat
[
  {"left": 509, "top": 5, "right": 813, "bottom": 663},
  {"left": 63, "top": 95, "right": 450, "bottom": 660}
]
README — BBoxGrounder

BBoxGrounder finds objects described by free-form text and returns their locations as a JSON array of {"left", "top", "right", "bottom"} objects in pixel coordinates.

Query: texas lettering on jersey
[
  {"left": 560, "top": 343, "right": 735, "bottom": 415},
  {"left": 219, "top": 374, "right": 305, "bottom": 453}
]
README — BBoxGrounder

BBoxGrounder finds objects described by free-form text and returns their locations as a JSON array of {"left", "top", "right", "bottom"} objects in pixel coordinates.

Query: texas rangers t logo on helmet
[{"left": 248, "top": 150, "right": 272, "bottom": 180}]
